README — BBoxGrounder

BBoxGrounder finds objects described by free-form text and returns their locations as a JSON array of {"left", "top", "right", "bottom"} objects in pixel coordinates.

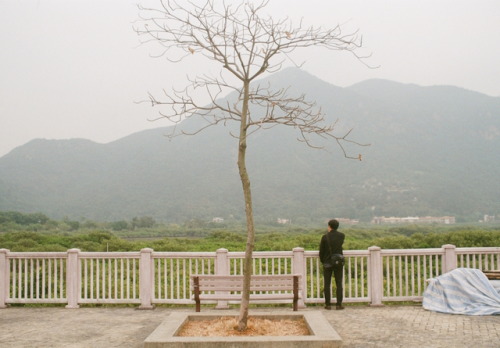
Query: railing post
[
  {"left": 442, "top": 244, "right": 457, "bottom": 273},
  {"left": 138, "top": 248, "right": 154, "bottom": 309},
  {"left": 215, "top": 248, "right": 229, "bottom": 309},
  {"left": 65, "top": 248, "right": 80, "bottom": 309},
  {"left": 292, "top": 247, "right": 306, "bottom": 308},
  {"left": 0, "top": 249, "right": 10, "bottom": 309},
  {"left": 368, "top": 246, "right": 384, "bottom": 307}
]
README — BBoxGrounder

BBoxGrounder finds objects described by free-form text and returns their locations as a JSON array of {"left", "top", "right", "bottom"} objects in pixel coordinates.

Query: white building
[{"left": 371, "top": 216, "right": 455, "bottom": 224}]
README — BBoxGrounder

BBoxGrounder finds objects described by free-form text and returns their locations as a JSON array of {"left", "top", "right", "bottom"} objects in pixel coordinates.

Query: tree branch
[{"left": 135, "top": 0, "right": 370, "bottom": 157}]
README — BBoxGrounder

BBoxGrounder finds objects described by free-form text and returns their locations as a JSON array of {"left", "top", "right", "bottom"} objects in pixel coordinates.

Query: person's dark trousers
[
  {"left": 323, "top": 265, "right": 343, "bottom": 306},
  {"left": 333, "top": 264, "right": 344, "bottom": 306},
  {"left": 323, "top": 266, "right": 333, "bottom": 306}
]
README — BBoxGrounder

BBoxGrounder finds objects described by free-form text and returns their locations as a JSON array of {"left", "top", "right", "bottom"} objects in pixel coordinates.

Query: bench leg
[
  {"left": 293, "top": 275, "right": 298, "bottom": 311},
  {"left": 193, "top": 276, "right": 201, "bottom": 312}
]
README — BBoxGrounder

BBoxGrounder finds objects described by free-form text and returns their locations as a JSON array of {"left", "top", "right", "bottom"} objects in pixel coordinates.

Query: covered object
[{"left": 423, "top": 268, "right": 500, "bottom": 315}]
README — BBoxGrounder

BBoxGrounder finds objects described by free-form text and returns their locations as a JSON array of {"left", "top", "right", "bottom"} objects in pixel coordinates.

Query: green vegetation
[{"left": 1, "top": 211, "right": 499, "bottom": 252}]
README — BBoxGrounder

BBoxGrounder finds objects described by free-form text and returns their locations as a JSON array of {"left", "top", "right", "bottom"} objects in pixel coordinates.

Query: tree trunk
[{"left": 237, "top": 81, "right": 255, "bottom": 331}]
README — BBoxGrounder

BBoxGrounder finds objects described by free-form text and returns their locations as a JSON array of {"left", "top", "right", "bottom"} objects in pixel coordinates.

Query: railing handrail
[
  {"left": 79, "top": 252, "right": 141, "bottom": 259},
  {"left": 5, "top": 252, "right": 68, "bottom": 259},
  {"left": 304, "top": 250, "right": 370, "bottom": 256},
  {"left": 152, "top": 251, "right": 216, "bottom": 258},
  {"left": 455, "top": 247, "right": 500, "bottom": 253},
  {"left": 1, "top": 245, "right": 499, "bottom": 309}
]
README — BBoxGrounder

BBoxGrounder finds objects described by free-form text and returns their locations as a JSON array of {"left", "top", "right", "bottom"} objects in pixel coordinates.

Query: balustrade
[{"left": 0, "top": 245, "right": 498, "bottom": 309}]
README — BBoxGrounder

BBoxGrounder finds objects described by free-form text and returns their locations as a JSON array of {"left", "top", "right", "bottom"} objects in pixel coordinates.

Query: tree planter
[{"left": 144, "top": 311, "right": 341, "bottom": 348}]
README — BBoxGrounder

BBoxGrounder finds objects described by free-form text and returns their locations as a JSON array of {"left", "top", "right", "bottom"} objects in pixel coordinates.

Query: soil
[{"left": 177, "top": 316, "right": 310, "bottom": 337}]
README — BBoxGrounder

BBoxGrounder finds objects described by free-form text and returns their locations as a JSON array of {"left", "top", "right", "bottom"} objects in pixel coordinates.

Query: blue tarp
[{"left": 423, "top": 268, "right": 500, "bottom": 315}]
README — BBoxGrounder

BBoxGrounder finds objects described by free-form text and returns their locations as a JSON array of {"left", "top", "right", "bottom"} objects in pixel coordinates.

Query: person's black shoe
[
  {"left": 324, "top": 305, "right": 332, "bottom": 310},
  {"left": 336, "top": 305, "right": 345, "bottom": 310}
]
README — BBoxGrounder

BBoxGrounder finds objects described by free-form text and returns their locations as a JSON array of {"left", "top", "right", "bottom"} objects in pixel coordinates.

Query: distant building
[
  {"left": 371, "top": 216, "right": 456, "bottom": 224},
  {"left": 481, "top": 215, "right": 496, "bottom": 223},
  {"left": 212, "top": 217, "right": 224, "bottom": 223},
  {"left": 277, "top": 218, "right": 291, "bottom": 224},
  {"left": 335, "top": 218, "right": 359, "bottom": 225}
]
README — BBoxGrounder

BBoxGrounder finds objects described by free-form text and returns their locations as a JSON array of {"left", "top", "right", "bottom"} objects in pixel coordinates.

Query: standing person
[{"left": 319, "top": 219, "right": 345, "bottom": 310}]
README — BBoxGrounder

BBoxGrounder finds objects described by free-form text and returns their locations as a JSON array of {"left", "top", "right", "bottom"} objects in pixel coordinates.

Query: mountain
[{"left": 1, "top": 68, "right": 499, "bottom": 223}]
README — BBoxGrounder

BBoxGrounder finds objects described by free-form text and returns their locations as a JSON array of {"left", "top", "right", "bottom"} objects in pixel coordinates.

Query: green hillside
[{"left": 1, "top": 68, "right": 499, "bottom": 223}]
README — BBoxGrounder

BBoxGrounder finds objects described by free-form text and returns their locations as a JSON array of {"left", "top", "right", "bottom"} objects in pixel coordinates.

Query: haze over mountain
[{"left": 1, "top": 68, "right": 499, "bottom": 223}]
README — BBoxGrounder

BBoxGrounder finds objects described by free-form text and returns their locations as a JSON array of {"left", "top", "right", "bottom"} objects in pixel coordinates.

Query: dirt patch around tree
[{"left": 177, "top": 316, "right": 311, "bottom": 337}]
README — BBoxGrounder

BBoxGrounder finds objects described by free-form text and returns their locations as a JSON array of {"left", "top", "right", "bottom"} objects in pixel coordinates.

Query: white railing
[
  {"left": 78, "top": 251, "right": 141, "bottom": 305},
  {"left": 5, "top": 252, "right": 68, "bottom": 304},
  {"left": 0, "top": 245, "right": 499, "bottom": 308}
]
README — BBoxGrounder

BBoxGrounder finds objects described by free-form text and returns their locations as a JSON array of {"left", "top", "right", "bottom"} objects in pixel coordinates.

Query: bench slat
[
  {"left": 194, "top": 285, "right": 295, "bottom": 291},
  {"left": 196, "top": 294, "right": 295, "bottom": 301},
  {"left": 194, "top": 284, "right": 297, "bottom": 290}
]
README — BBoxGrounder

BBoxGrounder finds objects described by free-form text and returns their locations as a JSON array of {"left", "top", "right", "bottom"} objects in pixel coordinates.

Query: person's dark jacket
[{"left": 319, "top": 230, "right": 345, "bottom": 264}]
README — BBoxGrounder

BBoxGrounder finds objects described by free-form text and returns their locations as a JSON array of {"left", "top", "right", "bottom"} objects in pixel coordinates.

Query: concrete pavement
[{"left": 0, "top": 305, "right": 499, "bottom": 347}]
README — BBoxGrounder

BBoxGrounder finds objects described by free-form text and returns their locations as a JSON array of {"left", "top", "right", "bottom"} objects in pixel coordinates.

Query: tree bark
[{"left": 237, "top": 81, "right": 254, "bottom": 331}]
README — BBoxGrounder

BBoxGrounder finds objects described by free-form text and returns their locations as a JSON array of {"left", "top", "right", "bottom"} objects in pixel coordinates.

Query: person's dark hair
[{"left": 328, "top": 219, "right": 339, "bottom": 230}]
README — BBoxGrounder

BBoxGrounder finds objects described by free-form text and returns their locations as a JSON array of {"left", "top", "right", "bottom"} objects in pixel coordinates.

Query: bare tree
[{"left": 136, "top": 0, "right": 368, "bottom": 330}]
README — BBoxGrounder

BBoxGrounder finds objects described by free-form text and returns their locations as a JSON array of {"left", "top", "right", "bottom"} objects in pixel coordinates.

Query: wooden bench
[
  {"left": 483, "top": 270, "right": 500, "bottom": 280},
  {"left": 190, "top": 274, "right": 301, "bottom": 312}
]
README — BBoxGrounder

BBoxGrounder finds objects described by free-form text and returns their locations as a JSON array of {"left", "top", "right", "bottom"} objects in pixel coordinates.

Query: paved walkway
[{"left": 0, "top": 305, "right": 499, "bottom": 347}]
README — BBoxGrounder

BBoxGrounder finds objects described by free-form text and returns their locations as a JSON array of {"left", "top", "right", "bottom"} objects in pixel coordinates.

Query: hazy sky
[{"left": 1, "top": 0, "right": 499, "bottom": 157}]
